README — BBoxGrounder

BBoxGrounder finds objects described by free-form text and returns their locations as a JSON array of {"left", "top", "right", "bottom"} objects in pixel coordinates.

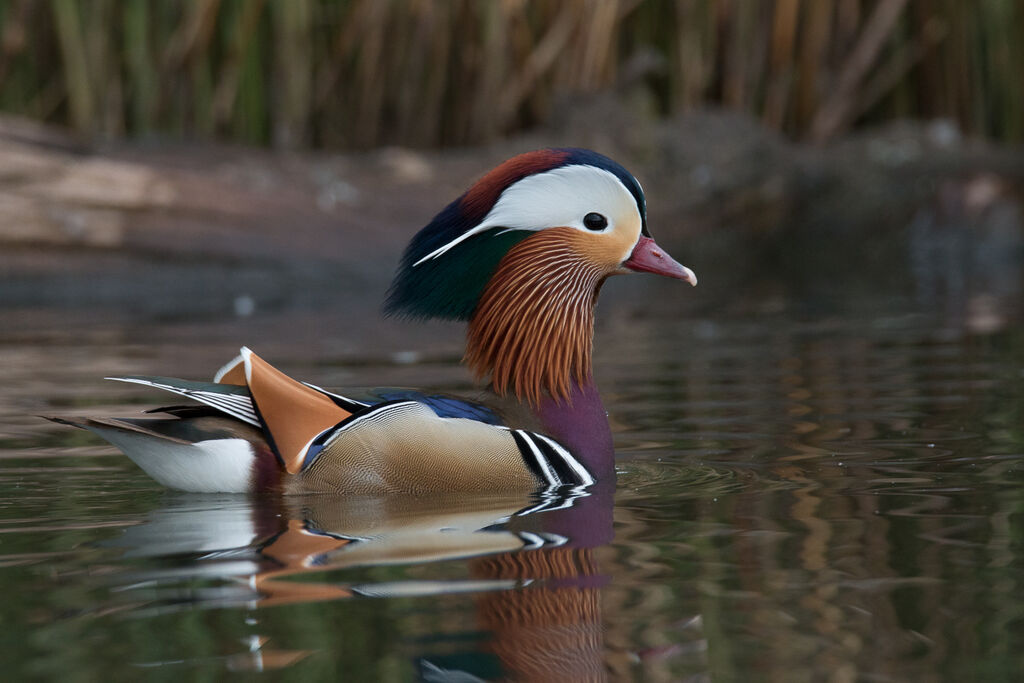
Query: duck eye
[{"left": 583, "top": 212, "right": 608, "bottom": 231}]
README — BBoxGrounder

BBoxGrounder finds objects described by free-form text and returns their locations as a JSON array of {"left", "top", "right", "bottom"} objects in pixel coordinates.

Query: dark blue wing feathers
[{"left": 373, "top": 390, "right": 503, "bottom": 425}]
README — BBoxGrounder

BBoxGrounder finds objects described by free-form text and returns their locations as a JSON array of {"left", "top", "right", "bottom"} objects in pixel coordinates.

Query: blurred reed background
[{"left": 0, "top": 0, "right": 1020, "bottom": 149}]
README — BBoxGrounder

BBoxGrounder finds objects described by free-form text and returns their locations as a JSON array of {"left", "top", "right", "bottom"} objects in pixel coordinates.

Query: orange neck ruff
[{"left": 465, "top": 229, "right": 606, "bottom": 405}]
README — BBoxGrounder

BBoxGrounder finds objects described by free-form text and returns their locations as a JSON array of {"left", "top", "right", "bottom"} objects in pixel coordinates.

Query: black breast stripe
[
  {"left": 511, "top": 430, "right": 551, "bottom": 485},
  {"left": 511, "top": 429, "right": 594, "bottom": 487},
  {"left": 534, "top": 435, "right": 577, "bottom": 484},
  {"left": 533, "top": 433, "right": 595, "bottom": 486}
]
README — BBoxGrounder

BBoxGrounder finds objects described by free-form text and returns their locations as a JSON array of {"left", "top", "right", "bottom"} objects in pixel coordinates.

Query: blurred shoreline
[{"left": 1, "top": 105, "right": 1022, "bottom": 332}]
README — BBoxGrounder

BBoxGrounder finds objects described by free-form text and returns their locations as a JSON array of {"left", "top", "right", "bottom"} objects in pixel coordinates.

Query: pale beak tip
[{"left": 623, "top": 236, "right": 697, "bottom": 286}]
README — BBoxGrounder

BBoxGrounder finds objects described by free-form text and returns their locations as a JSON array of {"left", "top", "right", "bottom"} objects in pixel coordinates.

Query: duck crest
[
  {"left": 466, "top": 228, "right": 604, "bottom": 405},
  {"left": 385, "top": 150, "right": 570, "bottom": 321}
]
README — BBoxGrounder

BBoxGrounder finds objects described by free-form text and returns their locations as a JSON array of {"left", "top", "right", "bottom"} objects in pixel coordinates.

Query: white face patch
[{"left": 413, "top": 165, "right": 643, "bottom": 266}]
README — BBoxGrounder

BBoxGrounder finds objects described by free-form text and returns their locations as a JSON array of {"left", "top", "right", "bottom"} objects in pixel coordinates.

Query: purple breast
[{"left": 534, "top": 378, "right": 615, "bottom": 481}]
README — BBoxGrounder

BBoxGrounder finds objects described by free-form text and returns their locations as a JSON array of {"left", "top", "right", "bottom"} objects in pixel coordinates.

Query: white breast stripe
[
  {"left": 533, "top": 434, "right": 595, "bottom": 486},
  {"left": 515, "top": 430, "right": 559, "bottom": 487},
  {"left": 516, "top": 498, "right": 555, "bottom": 516},
  {"left": 517, "top": 490, "right": 575, "bottom": 515},
  {"left": 517, "top": 532, "right": 545, "bottom": 551},
  {"left": 534, "top": 487, "right": 583, "bottom": 512},
  {"left": 538, "top": 532, "right": 569, "bottom": 547},
  {"left": 516, "top": 484, "right": 591, "bottom": 516}
]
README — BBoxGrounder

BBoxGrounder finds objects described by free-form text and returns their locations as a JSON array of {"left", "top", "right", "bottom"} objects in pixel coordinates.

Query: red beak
[{"left": 622, "top": 236, "right": 697, "bottom": 286}]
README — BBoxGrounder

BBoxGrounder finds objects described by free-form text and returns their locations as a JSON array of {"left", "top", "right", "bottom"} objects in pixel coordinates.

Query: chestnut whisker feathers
[{"left": 466, "top": 229, "right": 604, "bottom": 405}]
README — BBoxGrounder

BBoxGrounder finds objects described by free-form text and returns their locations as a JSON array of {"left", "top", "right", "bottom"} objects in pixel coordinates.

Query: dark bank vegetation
[{"left": 0, "top": 0, "right": 1020, "bottom": 149}]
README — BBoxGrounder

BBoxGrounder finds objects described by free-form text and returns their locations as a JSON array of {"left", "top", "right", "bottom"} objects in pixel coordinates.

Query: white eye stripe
[{"left": 412, "top": 165, "right": 639, "bottom": 266}]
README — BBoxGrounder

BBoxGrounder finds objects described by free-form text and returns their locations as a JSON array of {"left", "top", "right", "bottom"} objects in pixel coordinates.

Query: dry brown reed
[{"left": 0, "top": 0, "right": 1019, "bottom": 148}]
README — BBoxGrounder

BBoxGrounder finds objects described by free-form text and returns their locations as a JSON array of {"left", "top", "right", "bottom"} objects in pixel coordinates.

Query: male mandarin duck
[{"left": 51, "top": 148, "right": 696, "bottom": 494}]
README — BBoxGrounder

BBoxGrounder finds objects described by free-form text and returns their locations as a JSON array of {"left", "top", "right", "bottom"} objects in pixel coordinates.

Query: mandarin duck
[{"left": 50, "top": 149, "right": 696, "bottom": 494}]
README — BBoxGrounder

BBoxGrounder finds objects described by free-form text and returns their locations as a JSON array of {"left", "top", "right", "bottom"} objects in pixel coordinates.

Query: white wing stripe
[
  {"left": 198, "top": 394, "right": 259, "bottom": 424},
  {"left": 301, "top": 382, "right": 370, "bottom": 408},
  {"left": 106, "top": 377, "right": 260, "bottom": 427}
]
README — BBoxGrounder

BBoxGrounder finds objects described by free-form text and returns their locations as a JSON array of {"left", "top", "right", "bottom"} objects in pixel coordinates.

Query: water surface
[{"left": 1, "top": 263, "right": 1023, "bottom": 682}]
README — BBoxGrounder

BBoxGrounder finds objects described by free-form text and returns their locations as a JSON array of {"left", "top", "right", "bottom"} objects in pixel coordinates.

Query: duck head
[{"left": 386, "top": 148, "right": 695, "bottom": 406}]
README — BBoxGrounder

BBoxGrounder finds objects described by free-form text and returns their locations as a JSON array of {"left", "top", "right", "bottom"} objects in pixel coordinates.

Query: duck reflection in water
[{"left": 109, "top": 483, "right": 615, "bottom": 679}]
